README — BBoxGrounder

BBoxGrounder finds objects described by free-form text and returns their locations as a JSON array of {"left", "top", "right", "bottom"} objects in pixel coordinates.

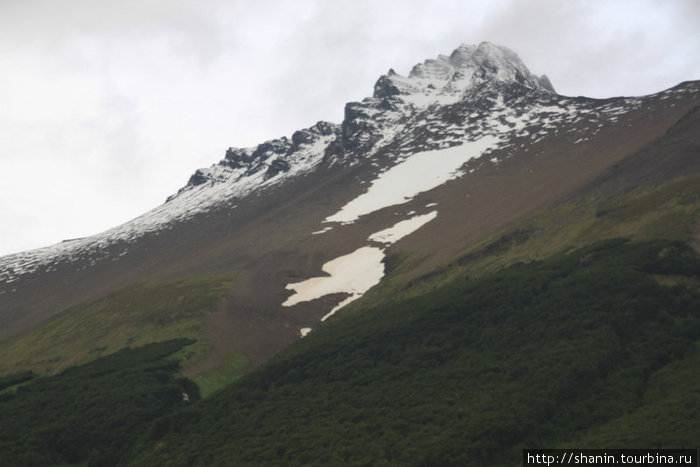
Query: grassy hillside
[
  {"left": 367, "top": 175, "right": 700, "bottom": 304},
  {"left": 124, "top": 238, "right": 700, "bottom": 466},
  {"left": 0, "top": 275, "right": 237, "bottom": 385}
]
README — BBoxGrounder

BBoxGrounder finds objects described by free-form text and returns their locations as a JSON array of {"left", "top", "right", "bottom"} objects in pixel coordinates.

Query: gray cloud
[
  {"left": 473, "top": 0, "right": 700, "bottom": 96},
  {"left": 0, "top": 0, "right": 698, "bottom": 255}
]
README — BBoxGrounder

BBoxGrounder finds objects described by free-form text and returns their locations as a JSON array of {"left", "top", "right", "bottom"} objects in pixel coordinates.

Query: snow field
[
  {"left": 324, "top": 136, "right": 498, "bottom": 224},
  {"left": 284, "top": 210, "right": 440, "bottom": 323}
]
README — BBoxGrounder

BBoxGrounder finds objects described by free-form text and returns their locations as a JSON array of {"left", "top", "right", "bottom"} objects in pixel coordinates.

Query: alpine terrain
[{"left": 1, "top": 42, "right": 699, "bottom": 466}]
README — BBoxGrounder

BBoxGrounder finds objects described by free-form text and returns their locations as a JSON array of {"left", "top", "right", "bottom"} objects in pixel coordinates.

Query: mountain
[{"left": 0, "top": 42, "right": 699, "bottom": 465}]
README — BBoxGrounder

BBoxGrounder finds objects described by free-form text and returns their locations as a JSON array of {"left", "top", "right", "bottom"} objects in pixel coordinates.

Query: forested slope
[{"left": 125, "top": 239, "right": 700, "bottom": 466}]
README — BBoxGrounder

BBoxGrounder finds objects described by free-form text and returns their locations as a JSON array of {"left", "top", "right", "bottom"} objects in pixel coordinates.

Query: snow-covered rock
[{"left": 374, "top": 42, "right": 555, "bottom": 99}]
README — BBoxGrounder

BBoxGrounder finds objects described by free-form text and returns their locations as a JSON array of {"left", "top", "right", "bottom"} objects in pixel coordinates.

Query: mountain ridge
[
  {"left": 0, "top": 42, "right": 698, "bottom": 381},
  {"left": 1, "top": 41, "right": 699, "bottom": 465}
]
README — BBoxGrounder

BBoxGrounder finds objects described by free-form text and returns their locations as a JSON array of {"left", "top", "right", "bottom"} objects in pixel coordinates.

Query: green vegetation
[
  {"left": 366, "top": 175, "right": 700, "bottom": 305},
  {"left": 125, "top": 239, "right": 700, "bottom": 466},
  {"left": 0, "top": 275, "right": 235, "bottom": 376},
  {"left": 0, "top": 339, "right": 198, "bottom": 467},
  {"left": 459, "top": 176, "right": 700, "bottom": 275},
  {"left": 191, "top": 353, "right": 250, "bottom": 398},
  {"left": 0, "top": 370, "right": 36, "bottom": 392},
  {"left": 563, "top": 346, "right": 700, "bottom": 448}
]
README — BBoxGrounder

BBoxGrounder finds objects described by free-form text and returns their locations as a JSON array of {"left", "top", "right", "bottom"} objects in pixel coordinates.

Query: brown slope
[
  {"left": 1, "top": 81, "right": 699, "bottom": 376},
  {"left": 195, "top": 82, "right": 700, "bottom": 370},
  {"left": 376, "top": 81, "right": 700, "bottom": 280}
]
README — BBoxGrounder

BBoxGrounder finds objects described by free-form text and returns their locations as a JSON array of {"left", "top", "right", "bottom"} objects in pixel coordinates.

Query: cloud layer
[{"left": 1, "top": 0, "right": 698, "bottom": 255}]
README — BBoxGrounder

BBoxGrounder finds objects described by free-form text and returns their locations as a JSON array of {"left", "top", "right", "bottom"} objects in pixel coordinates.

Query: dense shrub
[{"left": 0, "top": 339, "right": 198, "bottom": 467}]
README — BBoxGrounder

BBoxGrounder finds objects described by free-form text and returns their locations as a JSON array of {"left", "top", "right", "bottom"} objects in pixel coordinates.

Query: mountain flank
[{"left": 0, "top": 42, "right": 699, "bottom": 465}]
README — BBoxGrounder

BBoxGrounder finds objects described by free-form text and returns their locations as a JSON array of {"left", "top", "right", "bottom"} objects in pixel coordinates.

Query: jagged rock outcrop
[{"left": 171, "top": 42, "right": 558, "bottom": 195}]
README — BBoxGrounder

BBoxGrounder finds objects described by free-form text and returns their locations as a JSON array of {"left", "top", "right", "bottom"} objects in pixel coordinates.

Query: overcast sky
[{"left": 1, "top": 0, "right": 698, "bottom": 256}]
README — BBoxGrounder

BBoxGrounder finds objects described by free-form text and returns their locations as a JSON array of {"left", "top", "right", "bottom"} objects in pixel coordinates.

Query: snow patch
[
  {"left": 282, "top": 246, "right": 385, "bottom": 320},
  {"left": 286, "top": 211, "right": 439, "bottom": 321},
  {"left": 368, "top": 211, "right": 437, "bottom": 245},
  {"left": 324, "top": 136, "right": 497, "bottom": 224}
]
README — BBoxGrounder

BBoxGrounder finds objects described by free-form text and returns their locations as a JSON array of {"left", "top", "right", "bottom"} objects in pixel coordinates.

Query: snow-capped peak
[
  {"left": 6, "top": 41, "right": 691, "bottom": 291},
  {"left": 373, "top": 42, "right": 555, "bottom": 99}
]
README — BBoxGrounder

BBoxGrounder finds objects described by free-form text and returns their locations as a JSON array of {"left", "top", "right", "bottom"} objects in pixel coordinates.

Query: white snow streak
[
  {"left": 324, "top": 136, "right": 497, "bottom": 224},
  {"left": 285, "top": 210, "right": 439, "bottom": 322},
  {"left": 311, "top": 227, "right": 333, "bottom": 235},
  {"left": 368, "top": 211, "right": 437, "bottom": 244}
]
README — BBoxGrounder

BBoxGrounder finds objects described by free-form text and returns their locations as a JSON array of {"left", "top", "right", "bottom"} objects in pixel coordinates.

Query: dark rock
[
  {"left": 264, "top": 158, "right": 291, "bottom": 180},
  {"left": 312, "top": 121, "right": 336, "bottom": 136},
  {"left": 373, "top": 74, "right": 403, "bottom": 99},
  {"left": 291, "top": 129, "right": 315, "bottom": 147},
  {"left": 538, "top": 75, "right": 556, "bottom": 93},
  {"left": 222, "top": 147, "right": 253, "bottom": 169},
  {"left": 251, "top": 138, "right": 291, "bottom": 160},
  {"left": 187, "top": 170, "right": 208, "bottom": 187}
]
